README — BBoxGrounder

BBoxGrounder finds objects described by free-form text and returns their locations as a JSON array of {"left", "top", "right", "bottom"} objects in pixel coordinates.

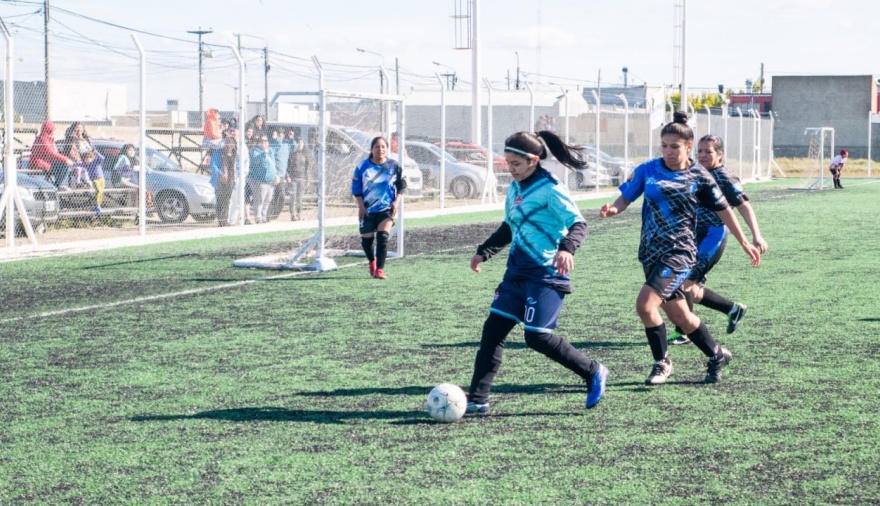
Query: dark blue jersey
[
  {"left": 619, "top": 158, "right": 728, "bottom": 270},
  {"left": 695, "top": 164, "right": 749, "bottom": 235}
]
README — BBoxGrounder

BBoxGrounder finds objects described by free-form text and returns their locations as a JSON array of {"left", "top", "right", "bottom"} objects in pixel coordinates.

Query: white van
[{"left": 268, "top": 123, "right": 423, "bottom": 201}]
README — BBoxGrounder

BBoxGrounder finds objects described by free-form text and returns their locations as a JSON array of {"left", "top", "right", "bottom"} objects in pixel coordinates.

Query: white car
[{"left": 405, "top": 141, "right": 491, "bottom": 199}]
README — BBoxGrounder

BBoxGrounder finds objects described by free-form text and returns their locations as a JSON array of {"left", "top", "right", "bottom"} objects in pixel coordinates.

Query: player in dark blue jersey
[
  {"left": 668, "top": 134, "right": 769, "bottom": 345},
  {"left": 600, "top": 112, "right": 761, "bottom": 385},
  {"left": 352, "top": 136, "right": 407, "bottom": 280},
  {"left": 465, "top": 131, "right": 609, "bottom": 414}
]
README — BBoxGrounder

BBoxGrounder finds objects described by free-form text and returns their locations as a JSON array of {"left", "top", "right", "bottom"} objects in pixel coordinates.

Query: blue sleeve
[
  {"left": 619, "top": 162, "right": 647, "bottom": 202},
  {"left": 351, "top": 163, "right": 364, "bottom": 197}
]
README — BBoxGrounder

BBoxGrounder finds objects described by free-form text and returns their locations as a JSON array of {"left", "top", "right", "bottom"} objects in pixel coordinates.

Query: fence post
[
  {"left": 436, "top": 73, "right": 446, "bottom": 209},
  {"left": 132, "top": 34, "right": 147, "bottom": 235}
]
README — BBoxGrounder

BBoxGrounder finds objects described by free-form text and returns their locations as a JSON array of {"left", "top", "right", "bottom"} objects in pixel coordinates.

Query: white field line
[{"left": 0, "top": 262, "right": 365, "bottom": 325}]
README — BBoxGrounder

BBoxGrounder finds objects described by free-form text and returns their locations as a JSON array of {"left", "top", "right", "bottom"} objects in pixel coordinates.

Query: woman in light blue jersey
[
  {"left": 465, "top": 130, "right": 609, "bottom": 414},
  {"left": 352, "top": 136, "right": 407, "bottom": 280},
  {"left": 600, "top": 111, "right": 761, "bottom": 386}
]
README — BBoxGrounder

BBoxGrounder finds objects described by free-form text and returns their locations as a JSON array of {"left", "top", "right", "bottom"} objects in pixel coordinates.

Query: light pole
[
  {"left": 515, "top": 51, "right": 520, "bottom": 90},
  {"left": 356, "top": 47, "right": 385, "bottom": 93},
  {"left": 432, "top": 61, "right": 457, "bottom": 90},
  {"left": 188, "top": 27, "right": 213, "bottom": 123},
  {"left": 235, "top": 33, "right": 269, "bottom": 120}
]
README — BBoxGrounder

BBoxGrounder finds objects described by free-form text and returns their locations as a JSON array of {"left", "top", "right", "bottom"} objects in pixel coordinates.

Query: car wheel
[
  {"left": 155, "top": 191, "right": 189, "bottom": 223},
  {"left": 450, "top": 176, "right": 476, "bottom": 199}
]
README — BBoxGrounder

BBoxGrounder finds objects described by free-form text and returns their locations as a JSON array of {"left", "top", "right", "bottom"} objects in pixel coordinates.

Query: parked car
[
  {"left": 541, "top": 156, "right": 615, "bottom": 190},
  {"left": 580, "top": 145, "right": 633, "bottom": 185},
  {"left": 91, "top": 140, "right": 216, "bottom": 223},
  {"left": 268, "top": 123, "right": 423, "bottom": 202},
  {"left": 436, "top": 141, "right": 511, "bottom": 187},
  {"left": 405, "top": 141, "right": 492, "bottom": 199},
  {"left": 0, "top": 170, "right": 60, "bottom": 235}
]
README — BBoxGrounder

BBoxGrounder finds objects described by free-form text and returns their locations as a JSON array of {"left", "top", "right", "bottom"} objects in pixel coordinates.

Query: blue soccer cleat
[{"left": 585, "top": 364, "right": 609, "bottom": 409}]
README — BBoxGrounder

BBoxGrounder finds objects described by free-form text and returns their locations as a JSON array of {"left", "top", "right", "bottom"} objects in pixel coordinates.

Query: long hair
[
  {"left": 503, "top": 130, "right": 586, "bottom": 170},
  {"left": 660, "top": 110, "right": 694, "bottom": 142},
  {"left": 120, "top": 143, "right": 138, "bottom": 165}
]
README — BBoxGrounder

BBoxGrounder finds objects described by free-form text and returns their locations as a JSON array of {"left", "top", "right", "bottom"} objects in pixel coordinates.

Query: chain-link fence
[{"left": 1, "top": 16, "right": 776, "bottom": 255}]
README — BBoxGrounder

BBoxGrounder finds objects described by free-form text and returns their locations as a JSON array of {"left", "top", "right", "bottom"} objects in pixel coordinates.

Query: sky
[{"left": 2, "top": 0, "right": 879, "bottom": 112}]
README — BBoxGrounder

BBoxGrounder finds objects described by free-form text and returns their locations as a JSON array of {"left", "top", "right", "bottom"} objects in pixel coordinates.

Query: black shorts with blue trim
[{"left": 643, "top": 262, "right": 691, "bottom": 302}]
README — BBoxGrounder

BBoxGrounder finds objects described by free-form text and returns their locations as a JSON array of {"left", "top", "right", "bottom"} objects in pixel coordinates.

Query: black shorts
[
  {"left": 643, "top": 262, "right": 691, "bottom": 302},
  {"left": 359, "top": 209, "right": 394, "bottom": 234}
]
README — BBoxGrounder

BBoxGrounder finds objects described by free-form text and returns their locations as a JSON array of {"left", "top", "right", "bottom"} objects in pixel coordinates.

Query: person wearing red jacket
[{"left": 27, "top": 121, "right": 72, "bottom": 187}]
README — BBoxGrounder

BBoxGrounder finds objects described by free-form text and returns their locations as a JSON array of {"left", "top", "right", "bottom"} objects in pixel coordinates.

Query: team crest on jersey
[
  {"left": 514, "top": 195, "right": 523, "bottom": 206},
  {"left": 646, "top": 177, "right": 657, "bottom": 186},
  {"left": 660, "top": 267, "right": 672, "bottom": 278}
]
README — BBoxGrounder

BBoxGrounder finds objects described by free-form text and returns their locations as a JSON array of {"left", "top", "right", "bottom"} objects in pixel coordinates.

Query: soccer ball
[{"left": 426, "top": 383, "right": 467, "bottom": 423}]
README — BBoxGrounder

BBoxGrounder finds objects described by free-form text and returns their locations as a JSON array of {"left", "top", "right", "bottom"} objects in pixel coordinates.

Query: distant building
[
  {"left": 728, "top": 93, "right": 772, "bottom": 116},
  {"left": 771, "top": 75, "right": 878, "bottom": 158}
]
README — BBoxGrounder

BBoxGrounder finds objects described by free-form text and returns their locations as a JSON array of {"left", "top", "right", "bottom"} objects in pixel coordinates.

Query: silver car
[
  {"left": 405, "top": 141, "right": 490, "bottom": 199},
  {"left": 0, "top": 170, "right": 60, "bottom": 235},
  {"left": 92, "top": 140, "right": 216, "bottom": 223}
]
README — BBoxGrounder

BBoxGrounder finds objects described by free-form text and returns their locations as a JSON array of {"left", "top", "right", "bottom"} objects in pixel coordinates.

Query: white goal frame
[
  {"left": 234, "top": 60, "right": 407, "bottom": 271},
  {"left": 792, "top": 127, "right": 835, "bottom": 190}
]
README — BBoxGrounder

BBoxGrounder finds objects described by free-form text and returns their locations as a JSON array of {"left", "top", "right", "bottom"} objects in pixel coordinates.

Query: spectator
[
  {"left": 62, "top": 122, "right": 94, "bottom": 164},
  {"left": 209, "top": 137, "right": 237, "bottom": 227},
  {"left": 247, "top": 135, "right": 277, "bottom": 224},
  {"left": 69, "top": 159, "right": 91, "bottom": 188},
  {"left": 248, "top": 115, "right": 268, "bottom": 140},
  {"left": 202, "top": 108, "right": 223, "bottom": 151},
  {"left": 28, "top": 121, "right": 73, "bottom": 186},
  {"left": 82, "top": 150, "right": 106, "bottom": 216},
  {"left": 244, "top": 125, "right": 257, "bottom": 151},
  {"left": 287, "top": 137, "right": 311, "bottom": 221}
]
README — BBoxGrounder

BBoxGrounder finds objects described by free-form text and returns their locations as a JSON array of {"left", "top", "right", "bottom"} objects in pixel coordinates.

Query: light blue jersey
[{"left": 503, "top": 168, "right": 585, "bottom": 289}]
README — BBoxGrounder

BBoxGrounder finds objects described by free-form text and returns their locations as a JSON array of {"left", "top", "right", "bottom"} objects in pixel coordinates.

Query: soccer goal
[
  {"left": 234, "top": 71, "right": 410, "bottom": 271},
  {"left": 791, "top": 127, "right": 835, "bottom": 190}
]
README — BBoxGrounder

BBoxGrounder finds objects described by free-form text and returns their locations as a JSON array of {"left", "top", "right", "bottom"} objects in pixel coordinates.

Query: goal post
[
  {"left": 233, "top": 79, "right": 410, "bottom": 270},
  {"left": 791, "top": 127, "right": 834, "bottom": 190}
]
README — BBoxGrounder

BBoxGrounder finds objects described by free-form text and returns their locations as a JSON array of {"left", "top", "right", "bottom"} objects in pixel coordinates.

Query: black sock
[
  {"left": 375, "top": 231, "right": 389, "bottom": 269},
  {"left": 523, "top": 330, "right": 598, "bottom": 379},
  {"left": 698, "top": 287, "right": 735, "bottom": 315},
  {"left": 645, "top": 324, "right": 668, "bottom": 362},
  {"left": 361, "top": 237, "right": 375, "bottom": 262},
  {"left": 468, "top": 313, "right": 517, "bottom": 402},
  {"left": 687, "top": 321, "right": 721, "bottom": 358}
]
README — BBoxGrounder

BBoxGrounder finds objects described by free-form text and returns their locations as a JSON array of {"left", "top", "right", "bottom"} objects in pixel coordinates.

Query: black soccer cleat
[
  {"left": 704, "top": 348, "right": 733, "bottom": 384},
  {"left": 726, "top": 304, "right": 747, "bottom": 334}
]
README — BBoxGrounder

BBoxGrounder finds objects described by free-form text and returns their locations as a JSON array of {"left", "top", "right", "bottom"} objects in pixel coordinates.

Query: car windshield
[
  {"left": 339, "top": 128, "right": 371, "bottom": 150},
  {"left": 145, "top": 149, "right": 184, "bottom": 172}
]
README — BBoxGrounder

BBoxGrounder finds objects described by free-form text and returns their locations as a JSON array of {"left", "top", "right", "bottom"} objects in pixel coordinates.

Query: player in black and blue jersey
[
  {"left": 465, "top": 131, "right": 609, "bottom": 414},
  {"left": 600, "top": 112, "right": 761, "bottom": 385},
  {"left": 352, "top": 136, "right": 406, "bottom": 280},
  {"left": 668, "top": 134, "right": 769, "bottom": 345}
]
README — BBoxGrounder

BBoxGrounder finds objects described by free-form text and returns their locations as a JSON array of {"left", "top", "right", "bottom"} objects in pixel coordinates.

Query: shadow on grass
[
  {"left": 298, "top": 382, "right": 579, "bottom": 397},
  {"left": 81, "top": 254, "right": 198, "bottom": 269},
  {"left": 425, "top": 341, "right": 642, "bottom": 350},
  {"left": 131, "top": 407, "right": 424, "bottom": 424},
  {"left": 857, "top": 318, "right": 880, "bottom": 322}
]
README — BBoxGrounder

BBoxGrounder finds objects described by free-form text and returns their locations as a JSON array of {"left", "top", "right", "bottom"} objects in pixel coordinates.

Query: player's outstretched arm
[
  {"left": 716, "top": 207, "right": 761, "bottom": 266},
  {"left": 600, "top": 196, "right": 631, "bottom": 218},
  {"left": 735, "top": 201, "right": 768, "bottom": 253}
]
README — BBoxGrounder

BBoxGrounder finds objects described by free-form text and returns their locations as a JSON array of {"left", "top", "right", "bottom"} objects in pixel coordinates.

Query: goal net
[
  {"left": 791, "top": 127, "right": 835, "bottom": 190},
  {"left": 233, "top": 88, "right": 411, "bottom": 271}
]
